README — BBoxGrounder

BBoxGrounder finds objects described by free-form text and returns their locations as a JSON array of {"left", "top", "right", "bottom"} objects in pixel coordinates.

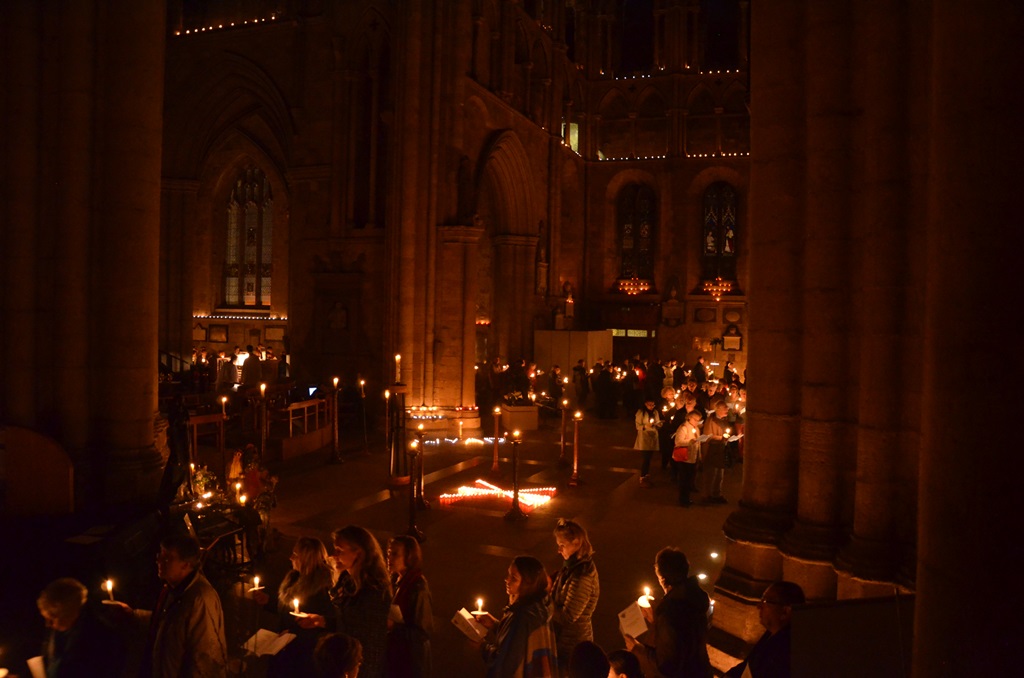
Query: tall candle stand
[
  {"left": 491, "top": 406, "right": 502, "bottom": 476},
  {"left": 331, "top": 376, "right": 343, "bottom": 464},
  {"left": 559, "top": 398, "right": 569, "bottom": 466},
  {"left": 569, "top": 411, "right": 583, "bottom": 487},
  {"left": 406, "top": 437, "right": 425, "bottom": 542},
  {"left": 414, "top": 425, "right": 430, "bottom": 510},
  {"left": 504, "top": 431, "right": 527, "bottom": 521}
]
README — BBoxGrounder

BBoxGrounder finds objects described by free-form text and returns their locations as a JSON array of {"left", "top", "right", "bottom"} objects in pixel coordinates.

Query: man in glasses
[{"left": 725, "top": 580, "right": 805, "bottom": 678}]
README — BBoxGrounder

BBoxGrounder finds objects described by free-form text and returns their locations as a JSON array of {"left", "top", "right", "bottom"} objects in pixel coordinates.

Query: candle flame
[
  {"left": 293, "top": 598, "right": 300, "bottom": 613},
  {"left": 254, "top": 575, "right": 260, "bottom": 588}
]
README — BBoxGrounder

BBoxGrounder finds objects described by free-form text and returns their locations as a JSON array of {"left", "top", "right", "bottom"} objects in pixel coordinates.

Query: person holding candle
[
  {"left": 258, "top": 537, "right": 336, "bottom": 678},
  {"left": 623, "top": 548, "right": 711, "bottom": 678},
  {"left": 672, "top": 410, "right": 705, "bottom": 507},
  {"left": 385, "top": 535, "right": 434, "bottom": 678},
  {"left": 475, "top": 555, "right": 557, "bottom": 678},
  {"left": 700, "top": 400, "right": 731, "bottom": 504},
  {"left": 549, "top": 519, "right": 599, "bottom": 676},
  {"left": 36, "top": 577, "right": 125, "bottom": 677},
  {"left": 126, "top": 533, "right": 227, "bottom": 678},
  {"left": 301, "top": 526, "right": 392, "bottom": 678},
  {"left": 634, "top": 399, "right": 662, "bottom": 488}
]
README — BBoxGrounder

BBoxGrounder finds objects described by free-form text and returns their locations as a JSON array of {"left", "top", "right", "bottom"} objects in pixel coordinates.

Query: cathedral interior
[{"left": 1, "top": 0, "right": 1021, "bottom": 675}]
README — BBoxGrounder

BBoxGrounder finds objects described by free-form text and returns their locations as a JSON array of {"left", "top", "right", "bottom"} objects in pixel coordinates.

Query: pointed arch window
[
  {"left": 615, "top": 184, "right": 657, "bottom": 295},
  {"left": 699, "top": 181, "right": 739, "bottom": 298},
  {"left": 224, "top": 167, "right": 273, "bottom": 308}
]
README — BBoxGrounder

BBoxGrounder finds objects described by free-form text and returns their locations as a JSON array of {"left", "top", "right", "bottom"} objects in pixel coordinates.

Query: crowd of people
[{"left": 35, "top": 516, "right": 801, "bottom": 678}]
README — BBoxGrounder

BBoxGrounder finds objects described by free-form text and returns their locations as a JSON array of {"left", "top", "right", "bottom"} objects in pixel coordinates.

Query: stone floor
[{"left": 0, "top": 405, "right": 743, "bottom": 677}]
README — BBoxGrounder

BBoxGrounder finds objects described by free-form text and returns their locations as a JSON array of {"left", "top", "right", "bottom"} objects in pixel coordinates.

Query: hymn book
[
  {"left": 243, "top": 629, "right": 296, "bottom": 656},
  {"left": 452, "top": 607, "right": 488, "bottom": 642}
]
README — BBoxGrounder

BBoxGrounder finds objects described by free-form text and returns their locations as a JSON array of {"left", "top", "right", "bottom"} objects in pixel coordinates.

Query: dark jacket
[
  {"left": 387, "top": 569, "right": 434, "bottom": 678},
  {"left": 43, "top": 603, "right": 125, "bottom": 678},
  {"left": 633, "top": 577, "right": 712, "bottom": 678},
  {"left": 330, "top": 572, "right": 391, "bottom": 678},
  {"left": 550, "top": 555, "right": 599, "bottom": 660},
  {"left": 483, "top": 594, "right": 557, "bottom": 678},
  {"left": 725, "top": 626, "right": 793, "bottom": 678}
]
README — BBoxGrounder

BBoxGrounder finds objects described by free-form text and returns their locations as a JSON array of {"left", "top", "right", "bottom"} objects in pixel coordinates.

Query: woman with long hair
[
  {"left": 266, "top": 536, "right": 336, "bottom": 677},
  {"left": 303, "top": 525, "right": 392, "bottom": 678},
  {"left": 550, "top": 519, "right": 600, "bottom": 676},
  {"left": 385, "top": 535, "right": 433, "bottom": 677},
  {"left": 477, "top": 555, "right": 558, "bottom": 677}
]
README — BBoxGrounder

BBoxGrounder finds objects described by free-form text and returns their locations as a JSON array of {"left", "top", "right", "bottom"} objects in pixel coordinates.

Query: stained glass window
[
  {"left": 617, "top": 184, "right": 657, "bottom": 286},
  {"left": 224, "top": 167, "right": 273, "bottom": 308},
  {"left": 700, "top": 182, "right": 738, "bottom": 282}
]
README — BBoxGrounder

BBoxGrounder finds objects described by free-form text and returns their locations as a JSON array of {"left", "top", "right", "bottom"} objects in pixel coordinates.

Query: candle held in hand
[
  {"left": 105, "top": 579, "right": 114, "bottom": 601},
  {"left": 477, "top": 598, "right": 484, "bottom": 613},
  {"left": 293, "top": 598, "right": 300, "bottom": 615}
]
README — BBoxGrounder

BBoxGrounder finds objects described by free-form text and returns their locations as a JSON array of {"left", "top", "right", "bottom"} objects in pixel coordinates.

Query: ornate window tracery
[{"left": 224, "top": 167, "right": 273, "bottom": 308}]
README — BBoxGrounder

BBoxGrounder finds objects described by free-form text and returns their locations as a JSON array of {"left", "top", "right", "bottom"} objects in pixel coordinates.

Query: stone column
[
  {"left": 92, "top": 0, "right": 167, "bottom": 505},
  {"left": 777, "top": 0, "right": 853, "bottom": 601},
  {"left": 710, "top": 0, "right": 804, "bottom": 656},
  {"left": 492, "top": 235, "right": 537, "bottom": 362},
  {"left": 437, "top": 225, "right": 484, "bottom": 407},
  {"left": 835, "top": 0, "right": 920, "bottom": 598},
  {"left": 915, "top": 2, "right": 1022, "bottom": 675}
]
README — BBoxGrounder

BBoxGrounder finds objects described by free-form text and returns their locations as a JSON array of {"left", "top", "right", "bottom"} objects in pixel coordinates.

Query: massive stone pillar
[
  {"left": 914, "top": 3, "right": 1022, "bottom": 675},
  {"left": 778, "top": 0, "right": 852, "bottom": 601},
  {"left": 0, "top": 0, "right": 166, "bottom": 508},
  {"left": 835, "top": 0, "right": 921, "bottom": 598},
  {"left": 710, "top": 0, "right": 804, "bottom": 660},
  {"left": 436, "top": 225, "right": 485, "bottom": 407}
]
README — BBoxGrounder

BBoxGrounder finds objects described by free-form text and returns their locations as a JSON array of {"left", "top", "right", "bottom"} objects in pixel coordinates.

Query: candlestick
[
  {"left": 249, "top": 575, "right": 263, "bottom": 593},
  {"left": 458, "top": 420, "right": 464, "bottom": 440},
  {"left": 234, "top": 482, "right": 242, "bottom": 502},
  {"left": 394, "top": 354, "right": 402, "bottom": 383},
  {"left": 221, "top": 396, "right": 227, "bottom": 416}
]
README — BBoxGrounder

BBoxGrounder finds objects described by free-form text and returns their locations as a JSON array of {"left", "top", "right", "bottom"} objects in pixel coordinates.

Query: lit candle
[
  {"left": 359, "top": 379, "right": 366, "bottom": 398},
  {"left": 459, "top": 420, "right": 464, "bottom": 440},
  {"left": 394, "top": 354, "right": 401, "bottom": 382},
  {"left": 260, "top": 383, "right": 266, "bottom": 398},
  {"left": 239, "top": 494, "right": 247, "bottom": 505},
  {"left": 384, "top": 389, "right": 390, "bottom": 400},
  {"left": 104, "top": 579, "right": 114, "bottom": 601},
  {"left": 234, "top": 482, "right": 241, "bottom": 501},
  {"left": 221, "top": 396, "right": 227, "bottom": 416},
  {"left": 333, "top": 376, "right": 339, "bottom": 390},
  {"left": 292, "top": 598, "right": 300, "bottom": 615},
  {"left": 638, "top": 586, "right": 654, "bottom": 608},
  {"left": 513, "top": 430, "right": 521, "bottom": 441},
  {"left": 250, "top": 575, "right": 262, "bottom": 592},
  {"left": 477, "top": 598, "right": 484, "bottom": 613},
  {"left": 710, "top": 552, "right": 719, "bottom": 559}
]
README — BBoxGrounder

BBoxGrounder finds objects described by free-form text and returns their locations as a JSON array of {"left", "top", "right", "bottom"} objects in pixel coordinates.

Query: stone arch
[
  {"left": 164, "top": 53, "right": 295, "bottom": 178},
  {"left": 598, "top": 90, "right": 632, "bottom": 158},
  {"left": 635, "top": 86, "right": 669, "bottom": 157},
  {"left": 474, "top": 131, "right": 539, "bottom": 361},
  {"left": 602, "top": 170, "right": 659, "bottom": 289},
  {"left": 477, "top": 131, "right": 537, "bottom": 236}
]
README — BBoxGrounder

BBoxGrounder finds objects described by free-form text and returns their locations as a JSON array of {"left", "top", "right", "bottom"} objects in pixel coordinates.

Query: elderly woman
[
  {"left": 477, "top": 555, "right": 558, "bottom": 678},
  {"left": 37, "top": 577, "right": 123, "bottom": 677},
  {"left": 303, "top": 526, "right": 392, "bottom": 678},
  {"left": 386, "top": 535, "right": 434, "bottom": 678},
  {"left": 261, "top": 536, "right": 335, "bottom": 677},
  {"left": 549, "top": 518, "right": 599, "bottom": 675}
]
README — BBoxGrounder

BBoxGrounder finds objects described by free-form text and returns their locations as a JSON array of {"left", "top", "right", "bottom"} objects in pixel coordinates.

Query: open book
[
  {"left": 243, "top": 629, "right": 296, "bottom": 657},
  {"left": 451, "top": 607, "right": 488, "bottom": 642},
  {"left": 617, "top": 600, "right": 651, "bottom": 641}
]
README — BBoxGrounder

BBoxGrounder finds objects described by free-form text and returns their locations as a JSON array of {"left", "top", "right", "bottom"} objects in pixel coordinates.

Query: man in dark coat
[{"left": 725, "top": 581, "right": 805, "bottom": 678}]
